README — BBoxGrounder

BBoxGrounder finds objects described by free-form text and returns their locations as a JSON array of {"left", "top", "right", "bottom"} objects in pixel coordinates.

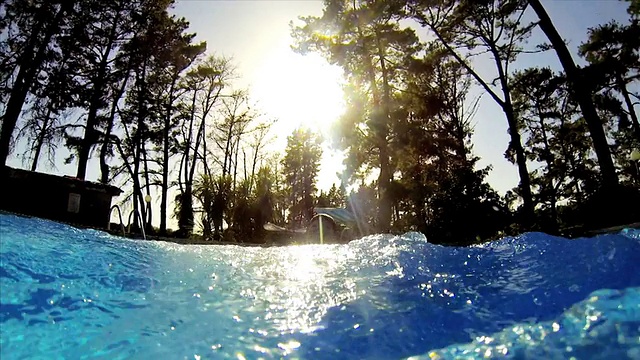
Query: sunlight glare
[
  {"left": 260, "top": 245, "right": 359, "bottom": 334},
  {"left": 251, "top": 39, "right": 345, "bottom": 136},
  {"left": 251, "top": 38, "right": 347, "bottom": 189}
]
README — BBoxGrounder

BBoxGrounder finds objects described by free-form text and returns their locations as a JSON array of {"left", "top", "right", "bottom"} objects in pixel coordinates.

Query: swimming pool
[{"left": 0, "top": 213, "right": 638, "bottom": 359}]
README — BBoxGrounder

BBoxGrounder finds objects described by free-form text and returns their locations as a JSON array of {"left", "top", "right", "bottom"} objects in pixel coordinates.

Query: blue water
[{"left": 0, "top": 214, "right": 639, "bottom": 359}]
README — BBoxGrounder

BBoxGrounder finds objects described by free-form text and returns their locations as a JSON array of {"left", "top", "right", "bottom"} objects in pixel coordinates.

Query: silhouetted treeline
[
  {"left": 292, "top": 0, "right": 640, "bottom": 244},
  {"left": 1, "top": 0, "right": 638, "bottom": 245},
  {"left": 0, "top": 0, "right": 282, "bottom": 240}
]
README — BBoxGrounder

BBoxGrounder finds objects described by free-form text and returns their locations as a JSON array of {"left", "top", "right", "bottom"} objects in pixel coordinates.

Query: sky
[{"left": 6, "top": 0, "right": 633, "bottom": 229}]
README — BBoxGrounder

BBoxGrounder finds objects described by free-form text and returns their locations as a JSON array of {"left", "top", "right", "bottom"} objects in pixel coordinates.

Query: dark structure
[
  {"left": 307, "top": 208, "right": 361, "bottom": 243},
  {"left": 264, "top": 207, "right": 362, "bottom": 245},
  {"left": 0, "top": 166, "right": 122, "bottom": 228}
]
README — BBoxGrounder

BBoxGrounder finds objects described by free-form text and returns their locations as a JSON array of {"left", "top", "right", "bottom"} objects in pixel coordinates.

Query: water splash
[
  {"left": 1, "top": 214, "right": 638, "bottom": 359},
  {"left": 413, "top": 287, "right": 640, "bottom": 360}
]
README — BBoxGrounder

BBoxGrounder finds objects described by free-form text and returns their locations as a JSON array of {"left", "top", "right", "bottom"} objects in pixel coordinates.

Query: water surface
[{"left": 1, "top": 214, "right": 638, "bottom": 359}]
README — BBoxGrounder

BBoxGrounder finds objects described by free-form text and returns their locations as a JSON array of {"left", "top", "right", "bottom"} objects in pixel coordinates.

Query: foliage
[
  {"left": 510, "top": 68, "right": 599, "bottom": 231},
  {"left": 317, "top": 183, "right": 347, "bottom": 208},
  {"left": 406, "top": 0, "right": 540, "bottom": 225},
  {"left": 281, "top": 128, "right": 323, "bottom": 227},
  {"left": 580, "top": 14, "right": 640, "bottom": 185}
]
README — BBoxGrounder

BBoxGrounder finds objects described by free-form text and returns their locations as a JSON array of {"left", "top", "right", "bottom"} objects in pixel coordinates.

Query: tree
[
  {"left": 317, "top": 183, "right": 346, "bottom": 208},
  {"left": 346, "top": 181, "right": 377, "bottom": 235},
  {"left": 174, "top": 55, "right": 234, "bottom": 236},
  {"left": 109, "top": 2, "right": 201, "bottom": 232},
  {"left": 510, "top": 67, "right": 628, "bottom": 231},
  {"left": 253, "top": 166, "right": 277, "bottom": 233},
  {"left": 395, "top": 53, "right": 507, "bottom": 243},
  {"left": 246, "top": 121, "right": 274, "bottom": 193},
  {"left": 143, "top": 14, "right": 206, "bottom": 234},
  {"left": 0, "top": 0, "right": 74, "bottom": 167},
  {"left": 581, "top": 22, "right": 639, "bottom": 140},
  {"left": 281, "top": 128, "right": 323, "bottom": 227},
  {"left": 67, "top": 0, "right": 142, "bottom": 180},
  {"left": 194, "top": 173, "right": 229, "bottom": 240},
  {"left": 212, "top": 90, "right": 254, "bottom": 181},
  {"left": 408, "top": 0, "right": 538, "bottom": 225},
  {"left": 628, "top": 0, "right": 640, "bottom": 17},
  {"left": 510, "top": 68, "right": 563, "bottom": 226},
  {"left": 14, "top": 53, "right": 74, "bottom": 171},
  {"left": 528, "top": 0, "right": 619, "bottom": 189},
  {"left": 227, "top": 165, "right": 277, "bottom": 242},
  {"left": 293, "top": 0, "right": 421, "bottom": 232},
  {"left": 578, "top": 0, "right": 640, "bottom": 190},
  {"left": 203, "top": 90, "right": 258, "bottom": 238}
]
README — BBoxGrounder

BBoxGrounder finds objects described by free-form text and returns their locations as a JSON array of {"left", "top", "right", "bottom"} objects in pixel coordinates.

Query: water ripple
[{"left": 0, "top": 214, "right": 638, "bottom": 359}]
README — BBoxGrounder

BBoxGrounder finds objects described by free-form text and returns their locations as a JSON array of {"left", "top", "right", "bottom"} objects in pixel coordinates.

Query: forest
[{"left": 0, "top": 0, "right": 639, "bottom": 245}]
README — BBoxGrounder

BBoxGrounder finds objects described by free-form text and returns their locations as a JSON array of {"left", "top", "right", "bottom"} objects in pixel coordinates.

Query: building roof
[
  {"left": 314, "top": 207, "right": 357, "bottom": 226},
  {"left": 3, "top": 166, "right": 123, "bottom": 196}
]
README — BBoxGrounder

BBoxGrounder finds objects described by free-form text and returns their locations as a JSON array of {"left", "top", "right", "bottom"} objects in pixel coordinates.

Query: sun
[
  {"left": 252, "top": 39, "right": 345, "bottom": 135},
  {"left": 252, "top": 38, "right": 347, "bottom": 190}
]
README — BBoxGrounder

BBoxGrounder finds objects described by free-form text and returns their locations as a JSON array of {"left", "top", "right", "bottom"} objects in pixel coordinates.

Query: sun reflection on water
[{"left": 255, "top": 244, "right": 360, "bottom": 335}]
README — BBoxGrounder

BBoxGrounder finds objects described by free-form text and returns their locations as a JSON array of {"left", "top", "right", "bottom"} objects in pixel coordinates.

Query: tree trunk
[
  {"left": 505, "top": 107, "right": 535, "bottom": 223},
  {"left": 31, "top": 107, "right": 53, "bottom": 172},
  {"left": 31, "top": 133, "right": 43, "bottom": 172},
  {"left": 558, "top": 116, "right": 584, "bottom": 206},
  {"left": 488, "top": 41, "right": 536, "bottom": 225},
  {"left": 617, "top": 74, "right": 640, "bottom": 141},
  {"left": 352, "top": 3, "right": 391, "bottom": 232},
  {"left": 233, "top": 136, "right": 240, "bottom": 190},
  {"left": 160, "top": 127, "right": 169, "bottom": 234},
  {"left": 529, "top": 0, "right": 618, "bottom": 189},
  {"left": 243, "top": 150, "right": 247, "bottom": 183},
  {"left": 76, "top": 10, "right": 121, "bottom": 180},
  {"left": 375, "top": 30, "right": 392, "bottom": 233},
  {"left": 99, "top": 103, "right": 117, "bottom": 184},
  {"left": 100, "top": 69, "right": 130, "bottom": 183},
  {"left": 536, "top": 108, "right": 558, "bottom": 230},
  {"left": 142, "top": 145, "right": 152, "bottom": 232},
  {"left": 160, "top": 107, "right": 171, "bottom": 234},
  {"left": 132, "top": 133, "right": 143, "bottom": 229},
  {"left": 160, "top": 76, "right": 180, "bottom": 235},
  {"left": 202, "top": 120, "right": 211, "bottom": 179},
  {"left": 177, "top": 89, "right": 198, "bottom": 236},
  {"left": 178, "top": 186, "right": 194, "bottom": 236},
  {"left": 76, "top": 91, "right": 102, "bottom": 179},
  {"left": 250, "top": 150, "right": 258, "bottom": 192},
  {"left": 427, "top": 23, "right": 535, "bottom": 226},
  {"left": 99, "top": 122, "right": 113, "bottom": 183},
  {"left": 377, "top": 141, "right": 392, "bottom": 233},
  {"left": 131, "top": 63, "right": 148, "bottom": 230},
  {"left": 249, "top": 135, "right": 262, "bottom": 193}
]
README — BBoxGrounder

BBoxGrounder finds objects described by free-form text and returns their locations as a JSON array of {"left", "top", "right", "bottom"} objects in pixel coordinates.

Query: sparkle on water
[{"left": 0, "top": 214, "right": 639, "bottom": 359}]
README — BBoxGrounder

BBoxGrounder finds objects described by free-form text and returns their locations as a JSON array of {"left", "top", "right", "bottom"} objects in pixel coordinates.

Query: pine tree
[
  {"left": 0, "top": 0, "right": 74, "bottom": 166},
  {"left": 281, "top": 128, "right": 323, "bottom": 227},
  {"left": 408, "top": 0, "right": 539, "bottom": 226},
  {"left": 528, "top": 0, "right": 619, "bottom": 189}
]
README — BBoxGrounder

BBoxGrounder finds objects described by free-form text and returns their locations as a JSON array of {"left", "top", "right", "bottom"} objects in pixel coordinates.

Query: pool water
[{"left": 0, "top": 214, "right": 639, "bottom": 359}]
